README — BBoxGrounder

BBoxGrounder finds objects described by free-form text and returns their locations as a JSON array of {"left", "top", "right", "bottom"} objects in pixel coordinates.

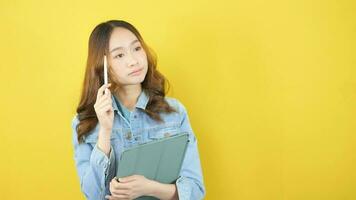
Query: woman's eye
[
  {"left": 115, "top": 54, "right": 124, "bottom": 58},
  {"left": 135, "top": 46, "right": 142, "bottom": 51}
]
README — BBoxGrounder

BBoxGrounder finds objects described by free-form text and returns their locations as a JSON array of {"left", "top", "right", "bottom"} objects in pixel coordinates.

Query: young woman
[{"left": 71, "top": 20, "right": 205, "bottom": 200}]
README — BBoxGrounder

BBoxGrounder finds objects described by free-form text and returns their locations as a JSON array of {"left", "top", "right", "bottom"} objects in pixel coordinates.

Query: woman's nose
[{"left": 127, "top": 53, "right": 138, "bottom": 67}]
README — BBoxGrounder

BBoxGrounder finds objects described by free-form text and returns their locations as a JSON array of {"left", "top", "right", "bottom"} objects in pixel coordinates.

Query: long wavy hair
[{"left": 75, "top": 20, "right": 176, "bottom": 143}]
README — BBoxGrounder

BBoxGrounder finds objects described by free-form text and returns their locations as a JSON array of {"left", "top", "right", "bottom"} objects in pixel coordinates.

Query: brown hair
[{"left": 75, "top": 20, "right": 176, "bottom": 143}]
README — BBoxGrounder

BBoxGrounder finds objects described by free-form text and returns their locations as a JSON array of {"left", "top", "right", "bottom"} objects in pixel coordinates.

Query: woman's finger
[
  {"left": 95, "top": 93, "right": 112, "bottom": 108},
  {"left": 111, "top": 189, "right": 129, "bottom": 196},
  {"left": 96, "top": 83, "right": 111, "bottom": 101},
  {"left": 98, "top": 105, "right": 113, "bottom": 114},
  {"left": 96, "top": 101, "right": 113, "bottom": 111},
  {"left": 105, "top": 195, "right": 123, "bottom": 200},
  {"left": 97, "top": 84, "right": 108, "bottom": 99},
  {"left": 113, "top": 182, "right": 132, "bottom": 190},
  {"left": 111, "top": 193, "right": 130, "bottom": 199},
  {"left": 111, "top": 179, "right": 129, "bottom": 190},
  {"left": 104, "top": 87, "right": 112, "bottom": 96},
  {"left": 118, "top": 175, "right": 137, "bottom": 183},
  {"left": 97, "top": 86, "right": 111, "bottom": 102}
]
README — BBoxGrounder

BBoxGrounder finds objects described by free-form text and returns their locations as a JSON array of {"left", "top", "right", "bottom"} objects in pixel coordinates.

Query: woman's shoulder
[
  {"left": 71, "top": 114, "right": 80, "bottom": 132},
  {"left": 71, "top": 114, "right": 100, "bottom": 143},
  {"left": 164, "top": 96, "right": 188, "bottom": 114},
  {"left": 71, "top": 113, "right": 79, "bottom": 124}
]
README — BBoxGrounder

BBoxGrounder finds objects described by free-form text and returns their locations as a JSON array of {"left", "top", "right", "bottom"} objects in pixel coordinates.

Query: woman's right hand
[{"left": 94, "top": 83, "right": 114, "bottom": 133}]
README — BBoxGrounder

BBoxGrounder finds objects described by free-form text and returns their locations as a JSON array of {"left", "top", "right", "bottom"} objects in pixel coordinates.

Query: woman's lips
[{"left": 129, "top": 68, "right": 143, "bottom": 76}]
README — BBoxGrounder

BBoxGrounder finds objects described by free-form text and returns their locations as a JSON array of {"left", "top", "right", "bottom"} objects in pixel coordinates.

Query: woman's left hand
[{"left": 105, "top": 175, "right": 153, "bottom": 200}]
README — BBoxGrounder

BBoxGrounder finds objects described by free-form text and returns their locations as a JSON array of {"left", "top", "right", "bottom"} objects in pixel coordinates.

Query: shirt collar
[
  {"left": 136, "top": 90, "right": 150, "bottom": 109},
  {"left": 111, "top": 89, "right": 149, "bottom": 112}
]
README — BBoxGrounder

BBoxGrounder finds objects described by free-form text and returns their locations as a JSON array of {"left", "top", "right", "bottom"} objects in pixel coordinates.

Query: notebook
[{"left": 116, "top": 133, "right": 189, "bottom": 200}]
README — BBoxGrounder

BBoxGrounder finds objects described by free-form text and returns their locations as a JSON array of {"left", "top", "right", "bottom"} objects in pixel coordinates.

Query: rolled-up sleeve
[
  {"left": 71, "top": 116, "right": 116, "bottom": 200},
  {"left": 175, "top": 101, "right": 206, "bottom": 200}
]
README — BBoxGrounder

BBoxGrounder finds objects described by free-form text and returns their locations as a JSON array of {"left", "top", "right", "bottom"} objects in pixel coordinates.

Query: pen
[{"left": 104, "top": 55, "right": 108, "bottom": 94}]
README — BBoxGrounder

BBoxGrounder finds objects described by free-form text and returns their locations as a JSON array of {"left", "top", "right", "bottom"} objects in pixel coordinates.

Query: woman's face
[{"left": 108, "top": 27, "right": 148, "bottom": 86}]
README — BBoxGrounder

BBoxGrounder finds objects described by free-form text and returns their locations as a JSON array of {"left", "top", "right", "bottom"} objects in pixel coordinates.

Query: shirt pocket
[
  {"left": 147, "top": 123, "right": 181, "bottom": 140},
  {"left": 84, "top": 130, "right": 121, "bottom": 147}
]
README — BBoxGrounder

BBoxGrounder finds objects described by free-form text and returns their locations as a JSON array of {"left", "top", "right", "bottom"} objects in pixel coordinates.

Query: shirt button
[{"left": 126, "top": 132, "right": 132, "bottom": 140}]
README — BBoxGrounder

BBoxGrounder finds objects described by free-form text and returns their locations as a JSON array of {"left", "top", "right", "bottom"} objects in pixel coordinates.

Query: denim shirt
[
  {"left": 113, "top": 94, "right": 132, "bottom": 123},
  {"left": 71, "top": 91, "right": 206, "bottom": 200}
]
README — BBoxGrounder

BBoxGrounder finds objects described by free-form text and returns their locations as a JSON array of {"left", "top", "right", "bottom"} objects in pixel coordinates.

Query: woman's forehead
[{"left": 109, "top": 28, "right": 138, "bottom": 51}]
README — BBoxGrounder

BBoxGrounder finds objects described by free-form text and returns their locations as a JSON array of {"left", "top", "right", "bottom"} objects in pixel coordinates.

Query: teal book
[{"left": 116, "top": 133, "right": 189, "bottom": 200}]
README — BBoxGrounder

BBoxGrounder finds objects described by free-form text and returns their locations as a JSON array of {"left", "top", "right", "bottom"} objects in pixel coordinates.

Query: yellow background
[{"left": 0, "top": 0, "right": 355, "bottom": 199}]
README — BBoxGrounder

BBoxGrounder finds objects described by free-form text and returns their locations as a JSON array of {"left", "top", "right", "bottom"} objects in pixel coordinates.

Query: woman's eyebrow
[{"left": 110, "top": 39, "right": 139, "bottom": 53}]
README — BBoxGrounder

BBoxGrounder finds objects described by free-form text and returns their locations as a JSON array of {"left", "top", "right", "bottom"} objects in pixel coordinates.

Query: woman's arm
[
  {"left": 72, "top": 116, "right": 116, "bottom": 200},
  {"left": 106, "top": 175, "right": 178, "bottom": 200},
  {"left": 174, "top": 100, "right": 206, "bottom": 200},
  {"left": 147, "top": 180, "right": 179, "bottom": 200}
]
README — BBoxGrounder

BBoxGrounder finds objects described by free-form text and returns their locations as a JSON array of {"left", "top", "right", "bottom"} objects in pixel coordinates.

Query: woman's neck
[{"left": 114, "top": 84, "right": 142, "bottom": 111}]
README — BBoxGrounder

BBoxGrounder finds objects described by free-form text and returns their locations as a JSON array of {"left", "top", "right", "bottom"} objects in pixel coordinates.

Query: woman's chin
[
  {"left": 131, "top": 75, "right": 146, "bottom": 83},
  {"left": 124, "top": 79, "right": 145, "bottom": 86}
]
